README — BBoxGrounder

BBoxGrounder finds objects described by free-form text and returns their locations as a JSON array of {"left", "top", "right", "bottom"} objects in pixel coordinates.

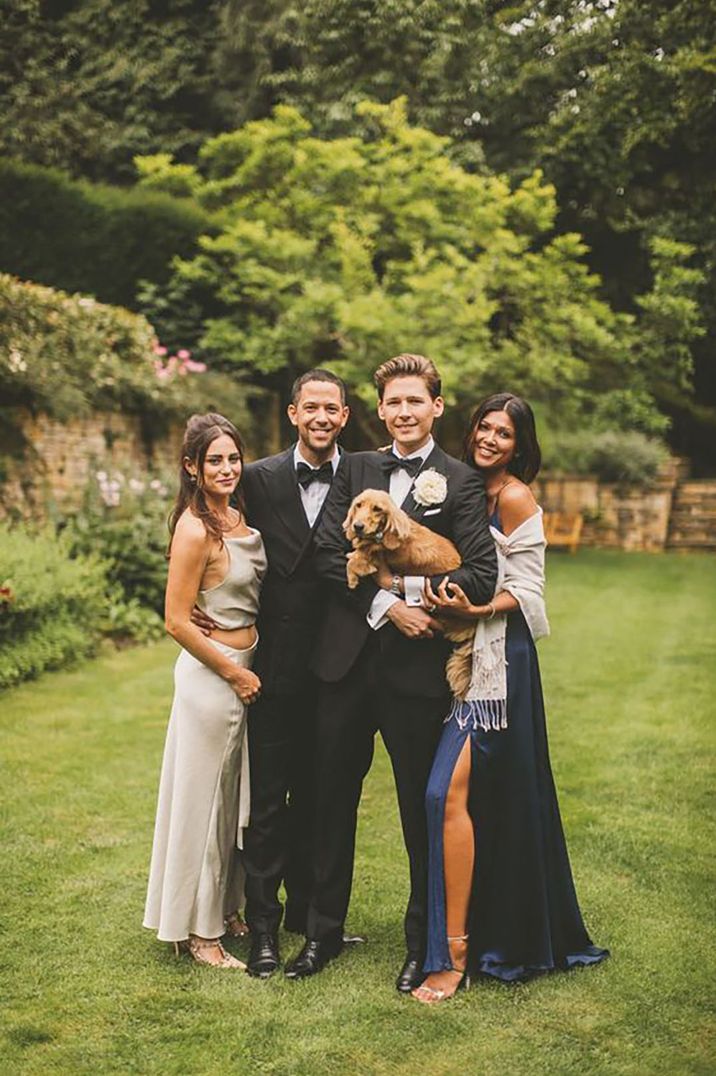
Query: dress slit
[
  {"left": 424, "top": 608, "right": 609, "bottom": 982},
  {"left": 424, "top": 721, "right": 475, "bottom": 972}
]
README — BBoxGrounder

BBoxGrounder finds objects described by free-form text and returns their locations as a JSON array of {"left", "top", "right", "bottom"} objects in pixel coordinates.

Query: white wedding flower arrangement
[{"left": 413, "top": 468, "right": 448, "bottom": 507}]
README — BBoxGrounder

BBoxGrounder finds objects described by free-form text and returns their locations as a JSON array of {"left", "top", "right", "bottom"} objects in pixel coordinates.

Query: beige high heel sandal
[
  {"left": 412, "top": 934, "right": 470, "bottom": 1004},
  {"left": 224, "top": 911, "right": 250, "bottom": 939},
  {"left": 173, "top": 936, "right": 247, "bottom": 969}
]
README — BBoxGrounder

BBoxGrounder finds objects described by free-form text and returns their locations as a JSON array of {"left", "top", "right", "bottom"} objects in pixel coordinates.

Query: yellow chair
[{"left": 543, "top": 511, "right": 583, "bottom": 554}]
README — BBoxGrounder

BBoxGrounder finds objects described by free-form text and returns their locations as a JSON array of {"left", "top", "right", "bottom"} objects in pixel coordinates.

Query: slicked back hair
[{"left": 373, "top": 354, "right": 442, "bottom": 400}]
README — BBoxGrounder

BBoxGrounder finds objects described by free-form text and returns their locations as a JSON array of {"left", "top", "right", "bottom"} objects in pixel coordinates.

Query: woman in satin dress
[
  {"left": 143, "top": 413, "right": 267, "bottom": 968},
  {"left": 413, "top": 393, "right": 608, "bottom": 1002}
]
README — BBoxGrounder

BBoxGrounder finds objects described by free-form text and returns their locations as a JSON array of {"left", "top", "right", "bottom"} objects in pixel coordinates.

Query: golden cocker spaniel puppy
[
  {"left": 343, "top": 489, "right": 476, "bottom": 697},
  {"left": 343, "top": 489, "right": 461, "bottom": 589}
]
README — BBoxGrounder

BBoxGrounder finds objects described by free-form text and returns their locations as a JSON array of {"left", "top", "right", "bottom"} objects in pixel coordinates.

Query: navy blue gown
[{"left": 424, "top": 513, "right": 608, "bottom": 983}]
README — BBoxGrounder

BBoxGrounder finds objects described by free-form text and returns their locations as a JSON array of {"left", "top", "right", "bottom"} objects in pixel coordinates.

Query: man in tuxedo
[
  {"left": 239, "top": 369, "right": 350, "bottom": 977},
  {"left": 284, "top": 354, "right": 497, "bottom": 990}
]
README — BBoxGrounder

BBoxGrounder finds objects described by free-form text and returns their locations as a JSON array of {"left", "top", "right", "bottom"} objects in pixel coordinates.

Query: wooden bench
[{"left": 543, "top": 511, "right": 583, "bottom": 554}]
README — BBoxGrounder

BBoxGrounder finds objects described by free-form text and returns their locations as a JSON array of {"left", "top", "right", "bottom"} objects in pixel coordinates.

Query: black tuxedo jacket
[
  {"left": 242, "top": 446, "right": 346, "bottom": 693},
  {"left": 311, "top": 444, "right": 498, "bottom": 696}
]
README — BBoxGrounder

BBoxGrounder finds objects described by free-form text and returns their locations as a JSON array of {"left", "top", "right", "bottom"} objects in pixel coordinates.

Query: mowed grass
[{"left": 1, "top": 551, "right": 714, "bottom": 1076}]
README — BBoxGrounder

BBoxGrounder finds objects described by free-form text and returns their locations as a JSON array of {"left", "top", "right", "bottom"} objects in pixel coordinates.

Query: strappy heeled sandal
[
  {"left": 412, "top": 934, "right": 470, "bottom": 1004},
  {"left": 224, "top": 911, "right": 250, "bottom": 939},
  {"left": 174, "top": 936, "right": 247, "bottom": 969}
]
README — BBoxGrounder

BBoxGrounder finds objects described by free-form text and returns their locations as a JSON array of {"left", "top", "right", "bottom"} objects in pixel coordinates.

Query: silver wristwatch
[{"left": 389, "top": 575, "right": 402, "bottom": 596}]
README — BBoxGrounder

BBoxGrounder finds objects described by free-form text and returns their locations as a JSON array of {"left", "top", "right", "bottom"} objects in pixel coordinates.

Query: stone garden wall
[
  {"left": 1, "top": 413, "right": 714, "bottom": 551},
  {"left": 0, "top": 401, "right": 282, "bottom": 522},
  {"left": 533, "top": 458, "right": 714, "bottom": 552}
]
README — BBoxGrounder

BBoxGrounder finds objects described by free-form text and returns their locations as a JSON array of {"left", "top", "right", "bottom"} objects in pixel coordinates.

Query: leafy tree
[
  {"left": 213, "top": 0, "right": 716, "bottom": 464},
  {"left": 0, "top": 0, "right": 226, "bottom": 182},
  {"left": 137, "top": 102, "right": 702, "bottom": 442}
]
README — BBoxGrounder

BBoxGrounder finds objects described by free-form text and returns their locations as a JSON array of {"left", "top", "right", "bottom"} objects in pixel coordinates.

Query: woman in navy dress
[{"left": 413, "top": 393, "right": 608, "bottom": 1003}]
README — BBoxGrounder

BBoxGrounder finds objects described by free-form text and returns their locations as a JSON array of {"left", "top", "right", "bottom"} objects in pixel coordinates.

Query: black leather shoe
[
  {"left": 284, "top": 938, "right": 343, "bottom": 980},
  {"left": 247, "top": 932, "right": 280, "bottom": 979},
  {"left": 396, "top": 954, "right": 425, "bottom": 993}
]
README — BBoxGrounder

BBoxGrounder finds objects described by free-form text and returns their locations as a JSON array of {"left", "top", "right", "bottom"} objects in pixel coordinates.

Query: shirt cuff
[
  {"left": 404, "top": 575, "right": 425, "bottom": 607},
  {"left": 367, "top": 589, "right": 400, "bottom": 630}
]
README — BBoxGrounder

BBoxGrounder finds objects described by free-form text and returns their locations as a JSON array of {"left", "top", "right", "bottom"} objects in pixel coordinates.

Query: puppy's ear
[
  {"left": 343, "top": 501, "right": 357, "bottom": 540},
  {"left": 381, "top": 503, "right": 412, "bottom": 550}
]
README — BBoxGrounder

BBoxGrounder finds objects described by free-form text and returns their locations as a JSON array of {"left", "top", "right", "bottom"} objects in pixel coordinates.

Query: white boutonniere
[{"left": 413, "top": 468, "right": 448, "bottom": 507}]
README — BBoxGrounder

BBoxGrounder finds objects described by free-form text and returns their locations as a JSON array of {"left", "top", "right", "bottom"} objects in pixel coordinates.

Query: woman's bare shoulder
[
  {"left": 500, "top": 480, "right": 538, "bottom": 533},
  {"left": 172, "top": 509, "right": 211, "bottom": 551}
]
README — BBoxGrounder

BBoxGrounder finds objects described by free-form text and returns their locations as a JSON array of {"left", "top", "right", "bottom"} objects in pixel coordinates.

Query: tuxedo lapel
[
  {"left": 290, "top": 449, "right": 347, "bottom": 574},
  {"left": 265, "top": 447, "right": 311, "bottom": 545},
  {"left": 401, "top": 444, "right": 449, "bottom": 522}
]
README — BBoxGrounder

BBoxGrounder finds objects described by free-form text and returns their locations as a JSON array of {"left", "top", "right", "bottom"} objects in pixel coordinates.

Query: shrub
[
  {"left": 0, "top": 159, "right": 216, "bottom": 308},
  {"left": 541, "top": 429, "right": 669, "bottom": 486},
  {"left": 0, "top": 526, "right": 107, "bottom": 689},
  {"left": 102, "top": 590, "right": 164, "bottom": 647},
  {"left": 0, "top": 274, "right": 253, "bottom": 427},
  {"left": 63, "top": 468, "right": 173, "bottom": 617}
]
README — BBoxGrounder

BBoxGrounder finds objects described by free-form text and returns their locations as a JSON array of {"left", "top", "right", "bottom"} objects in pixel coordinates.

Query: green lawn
[{"left": 1, "top": 552, "right": 715, "bottom": 1075}]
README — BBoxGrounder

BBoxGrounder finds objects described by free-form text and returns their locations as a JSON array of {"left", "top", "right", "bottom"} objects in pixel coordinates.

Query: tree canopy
[
  {"left": 137, "top": 102, "right": 702, "bottom": 440},
  {"left": 2, "top": 0, "right": 713, "bottom": 462}
]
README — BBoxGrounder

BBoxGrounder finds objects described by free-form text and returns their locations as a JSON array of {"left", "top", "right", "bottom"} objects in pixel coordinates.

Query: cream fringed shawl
[{"left": 450, "top": 509, "right": 550, "bottom": 733}]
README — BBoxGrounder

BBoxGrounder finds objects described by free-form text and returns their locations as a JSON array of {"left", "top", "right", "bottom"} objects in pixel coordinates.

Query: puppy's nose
[{"left": 353, "top": 521, "right": 365, "bottom": 534}]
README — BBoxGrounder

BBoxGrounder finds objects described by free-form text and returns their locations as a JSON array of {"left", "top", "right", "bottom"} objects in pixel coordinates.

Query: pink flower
[
  {"left": 177, "top": 349, "right": 191, "bottom": 360},
  {"left": 153, "top": 344, "right": 168, "bottom": 357},
  {"left": 185, "top": 359, "right": 207, "bottom": 373}
]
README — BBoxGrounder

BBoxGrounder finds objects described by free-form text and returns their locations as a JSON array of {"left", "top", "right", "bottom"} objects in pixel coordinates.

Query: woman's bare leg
[{"left": 413, "top": 736, "right": 474, "bottom": 1001}]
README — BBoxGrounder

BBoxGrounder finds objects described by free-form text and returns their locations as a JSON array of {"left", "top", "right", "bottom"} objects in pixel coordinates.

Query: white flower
[
  {"left": 128, "top": 478, "right": 145, "bottom": 494},
  {"left": 8, "top": 348, "right": 27, "bottom": 373},
  {"left": 413, "top": 469, "right": 448, "bottom": 507}
]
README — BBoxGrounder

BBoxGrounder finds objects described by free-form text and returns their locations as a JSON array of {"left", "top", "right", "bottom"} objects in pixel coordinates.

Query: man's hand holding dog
[{"left": 386, "top": 602, "right": 442, "bottom": 639}]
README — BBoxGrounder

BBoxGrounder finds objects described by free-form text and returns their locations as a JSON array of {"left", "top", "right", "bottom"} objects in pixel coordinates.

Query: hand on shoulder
[{"left": 499, "top": 480, "right": 538, "bottom": 536}]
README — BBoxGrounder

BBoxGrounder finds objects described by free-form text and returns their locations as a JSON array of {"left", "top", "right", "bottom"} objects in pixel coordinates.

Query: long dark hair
[
  {"left": 168, "top": 412, "right": 245, "bottom": 553},
  {"left": 463, "top": 393, "right": 541, "bottom": 484}
]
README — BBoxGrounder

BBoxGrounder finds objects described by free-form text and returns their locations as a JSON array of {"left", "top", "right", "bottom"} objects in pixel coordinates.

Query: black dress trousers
[
  {"left": 306, "top": 633, "right": 449, "bottom": 954},
  {"left": 243, "top": 680, "right": 317, "bottom": 935}
]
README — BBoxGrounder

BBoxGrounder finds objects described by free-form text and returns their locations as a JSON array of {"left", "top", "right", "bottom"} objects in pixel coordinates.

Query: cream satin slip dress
[{"left": 143, "top": 529, "right": 267, "bottom": 942}]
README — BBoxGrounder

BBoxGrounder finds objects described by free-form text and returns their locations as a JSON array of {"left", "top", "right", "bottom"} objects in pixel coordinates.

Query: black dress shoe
[
  {"left": 396, "top": 954, "right": 426, "bottom": 993},
  {"left": 284, "top": 937, "right": 343, "bottom": 980},
  {"left": 247, "top": 932, "right": 280, "bottom": 979}
]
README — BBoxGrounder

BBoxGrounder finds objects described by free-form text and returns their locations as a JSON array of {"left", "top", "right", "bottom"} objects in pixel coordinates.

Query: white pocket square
[{"left": 423, "top": 508, "right": 442, "bottom": 516}]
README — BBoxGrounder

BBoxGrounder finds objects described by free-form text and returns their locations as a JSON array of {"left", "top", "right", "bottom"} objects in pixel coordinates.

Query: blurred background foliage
[{"left": 0, "top": 0, "right": 713, "bottom": 467}]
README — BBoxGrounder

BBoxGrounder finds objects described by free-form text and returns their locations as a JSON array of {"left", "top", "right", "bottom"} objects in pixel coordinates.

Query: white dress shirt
[
  {"left": 294, "top": 443, "right": 340, "bottom": 528},
  {"left": 366, "top": 436, "right": 434, "bottom": 630}
]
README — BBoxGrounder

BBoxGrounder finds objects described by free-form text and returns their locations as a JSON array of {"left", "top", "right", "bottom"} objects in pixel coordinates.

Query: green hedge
[
  {"left": 0, "top": 528, "right": 107, "bottom": 690},
  {"left": 540, "top": 429, "right": 669, "bottom": 485},
  {"left": 0, "top": 159, "right": 216, "bottom": 308}
]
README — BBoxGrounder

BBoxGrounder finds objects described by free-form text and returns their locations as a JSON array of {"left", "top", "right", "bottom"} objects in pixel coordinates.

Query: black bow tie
[
  {"left": 381, "top": 454, "right": 424, "bottom": 479},
  {"left": 296, "top": 461, "right": 334, "bottom": 488}
]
